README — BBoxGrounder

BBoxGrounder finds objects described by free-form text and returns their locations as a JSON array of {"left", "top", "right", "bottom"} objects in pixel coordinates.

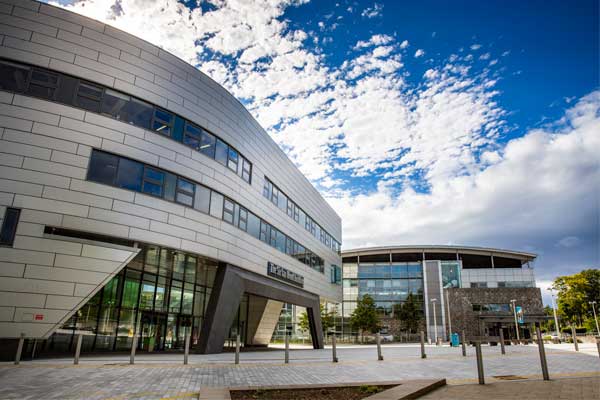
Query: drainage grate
[{"left": 493, "top": 375, "right": 528, "bottom": 380}]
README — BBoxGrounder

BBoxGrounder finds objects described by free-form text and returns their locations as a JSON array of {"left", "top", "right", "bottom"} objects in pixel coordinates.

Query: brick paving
[
  {"left": 420, "top": 376, "right": 600, "bottom": 399},
  {"left": 0, "top": 343, "right": 597, "bottom": 399}
]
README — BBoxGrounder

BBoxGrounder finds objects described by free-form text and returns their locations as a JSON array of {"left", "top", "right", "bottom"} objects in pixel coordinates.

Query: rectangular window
[
  {"left": 223, "top": 198, "right": 235, "bottom": 224},
  {"left": 183, "top": 122, "right": 202, "bottom": 150},
  {"left": 101, "top": 90, "right": 153, "bottom": 129},
  {"left": 209, "top": 191, "right": 223, "bottom": 219},
  {"left": 286, "top": 200, "right": 294, "bottom": 218},
  {"left": 241, "top": 158, "right": 251, "bottom": 183},
  {"left": 115, "top": 157, "right": 143, "bottom": 191},
  {"left": 142, "top": 166, "right": 164, "bottom": 197},
  {"left": 163, "top": 172, "right": 177, "bottom": 202},
  {"left": 55, "top": 75, "right": 79, "bottom": 106},
  {"left": 214, "top": 139, "right": 228, "bottom": 166},
  {"left": 247, "top": 212, "right": 261, "bottom": 239},
  {"left": 152, "top": 108, "right": 174, "bottom": 137},
  {"left": 259, "top": 221, "right": 270, "bottom": 243},
  {"left": 200, "top": 130, "right": 216, "bottom": 158},
  {"left": 238, "top": 207, "right": 248, "bottom": 231},
  {"left": 269, "top": 226, "right": 278, "bottom": 247},
  {"left": 227, "top": 147, "right": 239, "bottom": 172},
  {"left": 0, "top": 61, "right": 29, "bottom": 92},
  {"left": 0, "top": 208, "right": 20, "bottom": 246},
  {"left": 194, "top": 185, "right": 211, "bottom": 214},
  {"left": 88, "top": 150, "right": 119, "bottom": 185},
  {"left": 176, "top": 177, "right": 195, "bottom": 207},
  {"left": 263, "top": 180, "right": 272, "bottom": 199},
  {"left": 75, "top": 81, "right": 103, "bottom": 112},
  {"left": 27, "top": 68, "right": 59, "bottom": 100}
]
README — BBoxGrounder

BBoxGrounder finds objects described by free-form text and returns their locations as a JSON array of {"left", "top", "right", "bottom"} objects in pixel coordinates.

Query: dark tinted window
[
  {"left": 152, "top": 108, "right": 173, "bottom": 136},
  {"left": 176, "top": 178, "right": 194, "bottom": 207},
  {"left": 125, "top": 98, "right": 153, "bottom": 128},
  {"left": 0, "top": 208, "right": 20, "bottom": 246},
  {"left": 142, "top": 167, "right": 164, "bottom": 197},
  {"left": 214, "top": 139, "right": 228, "bottom": 166},
  {"left": 183, "top": 123, "right": 202, "bottom": 150},
  {"left": 0, "top": 61, "right": 29, "bottom": 92},
  {"left": 88, "top": 150, "right": 118, "bottom": 185},
  {"left": 76, "top": 82, "right": 103, "bottom": 112},
  {"left": 102, "top": 89, "right": 130, "bottom": 120},
  {"left": 102, "top": 90, "right": 153, "bottom": 128},
  {"left": 55, "top": 75, "right": 78, "bottom": 105},
  {"left": 115, "top": 158, "right": 143, "bottom": 191},
  {"left": 27, "top": 69, "right": 59, "bottom": 100},
  {"left": 200, "top": 130, "right": 216, "bottom": 158}
]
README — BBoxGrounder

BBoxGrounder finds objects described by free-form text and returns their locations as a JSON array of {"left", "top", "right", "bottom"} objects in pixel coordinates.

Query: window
[
  {"left": 152, "top": 108, "right": 174, "bottom": 136},
  {"left": 76, "top": 82, "right": 103, "bottom": 112},
  {"left": 215, "top": 139, "right": 228, "bottom": 166},
  {"left": 183, "top": 122, "right": 202, "bottom": 150},
  {"left": 27, "top": 69, "right": 59, "bottom": 100},
  {"left": 199, "top": 130, "right": 216, "bottom": 158},
  {"left": 271, "top": 186, "right": 279, "bottom": 206},
  {"left": 88, "top": 150, "right": 119, "bottom": 185},
  {"left": 470, "top": 282, "right": 488, "bottom": 288},
  {"left": 194, "top": 185, "right": 211, "bottom": 214},
  {"left": 223, "top": 198, "right": 235, "bottom": 224},
  {"left": 142, "top": 167, "right": 164, "bottom": 197},
  {"left": 263, "top": 180, "right": 272, "bottom": 199},
  {"left": 164, "top": 172, "right": 177, "bottom": 202},
  {"left": 286, "top": 200, "right": 294, "bottom": 218},
  {"left": 241, "top": 158, "right": 251, "bottom": 183},
  {"left": 101, "top": 89, "right": 130, "bottom": 120},
  {"left": 247, "top": 212, "right": 261, "bottom": 239},
  {"left": 238, "top": 207, "right": 248, "bottom": 231},
  {"left": 115, "top": 158, "right": 143, "bottom": 191},
  {"left": 176, "top": 178, "right": 195, "bottom": 207},
  {"left": 259, "top": 221, "right": 269, "bottom": 243},
  {"left": 227, "top": 147, "right": 239, "bottom": 172},
  {"left": 0, "top": 61, "right": 29, "bottom": 92},
  {"left": 209, "top": 191, "right": 223, "bottom": 219},
  {"left": 101, "top": 90, "right": 153, "bottom": 128},
  {"left": 0, "top": 208, "right": 20, "bottom": 246}
]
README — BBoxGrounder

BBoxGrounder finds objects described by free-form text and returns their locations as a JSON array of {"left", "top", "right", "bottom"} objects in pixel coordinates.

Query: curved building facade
[
  {"left": 0, "top": 0, "right": 342, "bottom": 356},
  {"left": 342, "top": 246, "right": 543, "bottom": 342}
]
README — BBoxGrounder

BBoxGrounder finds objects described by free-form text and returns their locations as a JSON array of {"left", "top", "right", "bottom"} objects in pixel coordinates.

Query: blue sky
[{"left": 50, "top": 0, "right": 599, "bottom": 304}]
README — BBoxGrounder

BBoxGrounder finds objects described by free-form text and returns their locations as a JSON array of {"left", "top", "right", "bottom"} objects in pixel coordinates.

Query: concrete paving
[{"left": 0, "top": 343, "right": 597, "bottom": 400}]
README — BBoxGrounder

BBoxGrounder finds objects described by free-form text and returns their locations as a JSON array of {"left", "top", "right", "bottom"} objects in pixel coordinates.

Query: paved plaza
[{"left": 0, "top": 343, "right": 598, "bottom": 399}]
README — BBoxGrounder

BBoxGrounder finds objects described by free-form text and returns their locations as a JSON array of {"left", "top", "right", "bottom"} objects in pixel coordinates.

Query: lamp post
[
  {"left": 589, "top": 301, "right": 599, "bottom": 335},
  {"left": 510, "top": 299, "right": 520, "bottom": 342},
  {"left": 431, "top": 298, "right": 438, "bottom": 344},
  {"left": 548, "top": 288, "right": 560, "bottom": 338}
]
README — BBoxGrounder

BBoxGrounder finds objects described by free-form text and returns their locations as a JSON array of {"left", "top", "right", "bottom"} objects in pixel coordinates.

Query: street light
[
  {"left": 589, "top": 301, "right": 599, "bottom": 335},
  {"left": 431, "top": 298, "right": 438, "bottom": 344},
  {"left": 510, "top": 299, "right": 520, "bottom": 342},
  {"left": 548, "top": 288, "right": 560, "bottom": 338}
]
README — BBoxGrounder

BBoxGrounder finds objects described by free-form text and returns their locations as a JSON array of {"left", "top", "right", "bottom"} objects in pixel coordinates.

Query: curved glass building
[{"left": 0, "top": 0, "right": 342, "bottom": 357}]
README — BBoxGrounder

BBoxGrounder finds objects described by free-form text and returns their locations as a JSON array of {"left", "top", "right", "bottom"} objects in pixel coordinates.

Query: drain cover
[{"left": 493, "top": 375, "right": 527, "bottom": 380}]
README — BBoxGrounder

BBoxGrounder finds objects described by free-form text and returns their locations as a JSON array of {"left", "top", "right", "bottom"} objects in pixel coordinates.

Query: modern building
[
  {"left": 341, "top": 246, "right": 545, "bottom": 341},
  {"left": 0, "top": 0, "right": 342, "bottom": 358}
]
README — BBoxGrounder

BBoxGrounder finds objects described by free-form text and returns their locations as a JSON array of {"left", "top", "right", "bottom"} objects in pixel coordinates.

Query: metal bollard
[
  {"left": 420, "top": 330, "right": 426, "bottom": 359},
  {"left": 31, "top": 339, "right": 37, "bottom": 360},
  {"left": 331, "top": 334, "right": 338, "bottom": 363},
  {"left": 571, "top": 326, "right": 579, "bottom": 351},
  {"left": 235, "top": 334, "right": 240, "bottom": 365},
  {"left": 596, "top": 337, "right": 600, "bottom": 358},
  {"left": 376, "top": 332, "right": 384, "bottom": 361},
  {"left": 535, "top": 327, "right": 549, "bottom": 380},
  {"left": 184, "top": 331, "right": 190, "bottom": 365},
  {"left": 74, "top": 334, "right": 83, "bottom": 365},
  {"left": 499, "top": 329, "right": 505, "bottom": 355},
  {"left": 284, "top": 333, "right": 289, "bottom": 364},
  {"left": 475, "top": 341, "right": 485, "bottom": 385},
  {"left": 14, "top": 333, "right": 25, "bottom": 365},
  {"left": 461, "top": 330, "right": 467, "bottom": 357},
  {"left": 130, "top": 332, "right": 138, "bottom": 365}
]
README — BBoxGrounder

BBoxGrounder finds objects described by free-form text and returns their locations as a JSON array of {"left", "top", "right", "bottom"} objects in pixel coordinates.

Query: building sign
[
  {"left": 516, "top": 306, "right": 524, "bottom": 324},
  {"left": 267, "top": 262, "right": 304, "bottom": 288}
]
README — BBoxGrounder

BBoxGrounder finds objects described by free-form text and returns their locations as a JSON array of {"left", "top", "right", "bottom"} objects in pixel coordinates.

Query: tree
[
  {"left": 393, "top": 293, "right": 423, "bottom": 334},
  {"left": 350, "top": 294, "right": 379, "bottom": 342},
  {"left": 552, "top": 269, "right": 600, "bottom": 326},
  {"left": 298, "top": 304, "right": 337, "bottom": 335}
]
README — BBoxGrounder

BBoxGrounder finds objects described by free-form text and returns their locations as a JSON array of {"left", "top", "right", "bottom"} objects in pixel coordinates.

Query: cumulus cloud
[
  {"left": 361, "top": 3, "right": 383, "bottom": 18},
  {"left": 414, "top": 49, "right": 425, "bottom": 57}
]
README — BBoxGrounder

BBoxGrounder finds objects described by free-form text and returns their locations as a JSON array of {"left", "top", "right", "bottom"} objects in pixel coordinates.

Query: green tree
[
  {"left": 298, "top": 304, "right": 337, "bottom": 335},
  {"left": 393, "top": 293, "right": 423, "bottom": 334},
  {"left": 350, "top": 294, "right": 379, "bottom": 342},
  {"left": 552, "top": 269, "right": 600, "bottom": 326}
]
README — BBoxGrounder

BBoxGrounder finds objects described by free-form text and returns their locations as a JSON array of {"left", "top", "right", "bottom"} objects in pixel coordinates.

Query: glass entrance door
[{"left": 139, "top": 312, "right": 166, "bottom": 352}]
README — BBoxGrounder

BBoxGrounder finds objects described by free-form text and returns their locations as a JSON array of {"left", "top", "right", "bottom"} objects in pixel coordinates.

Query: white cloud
[
  {"left": 414, "top": 49, "right": 425, "bottom": 58},
  {"left": 400, "top": 40, "right": 409, "bottom": 49},
  {"left": 470, "top": 44, "right": 482, "bottom": 50},
  {"left": 354, "top": 34, "right": 394, "bottom": 49},
  {"left": 479, "top": 52, "right": 491, "bottom": 60},
  {"left": 556, "top": 236, "right": 581, "bottom": 248},
  {"left": 361, "top": 3, "right": 383, "bottom": 18}
]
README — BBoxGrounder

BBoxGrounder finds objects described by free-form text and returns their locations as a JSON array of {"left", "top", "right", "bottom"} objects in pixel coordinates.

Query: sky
[{"left": 47, "top": 0, "right": 599, "bottom": 305}]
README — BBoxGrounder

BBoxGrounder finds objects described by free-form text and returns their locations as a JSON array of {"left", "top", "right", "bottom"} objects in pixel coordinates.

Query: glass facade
[{"left": 42, "top": 244, "right": 250, "bottom": 354}]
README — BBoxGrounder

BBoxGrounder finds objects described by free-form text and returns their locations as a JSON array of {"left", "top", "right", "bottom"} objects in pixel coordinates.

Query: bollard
[
  {"left": 184, "top": 331, "right": 190, "bottom": 365},
  {"left": 596, "top": 337, "right": 600, "bottom": 358},
  {"left": 461, "top": 330, "right": 467, "bottom": 357},
  {"left": 284, "top": 332, "right": 289, "bottom": 364},
  {"left": 74, "top": 334, "right": 83, "bottom": 365},
  {"left": 235, "top": 334, "right": 240, "bottom": 365},
  {"left": 332, "top": 334, "right": 338, "bottom": 363},
  {"left": 376, "top": 332, "right": 384, "bottom": 361},
  {"left": 499, "top": 329, "right": 505, "bottom": 355},
  {"left": 571, "top": 326, "right": 579, "bottom": 352},
  {"left": 130, "top": 332, "right": 138, "bottom": 365},
  {"left": 31, "top": 339, "right": 37, "bottom": 360},
  {"left": 420, "top": 330, "right": 426, "bottom": 359},
  {"left": 475, "top": 341, "right": 485, "bottom": 385},
  {"left": 14, "top": 333, "right": 25, "bottom": 365},
  {"left": 535, "top": 327, "right": 549, "bottom": 380}
]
